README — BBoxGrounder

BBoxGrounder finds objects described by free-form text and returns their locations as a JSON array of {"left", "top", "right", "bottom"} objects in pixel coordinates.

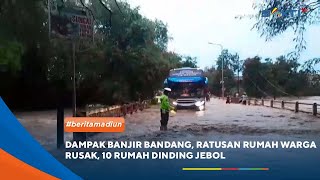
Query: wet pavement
[
  {"left": 14, "top": 98, "right": 320, "bottom": 149},
  {"left": 91, "top": 98, "right": 320, "bottom": 141},
  {"left": 13, "top": 98, "right": 320, "bottom": 179},
  {"left": 14, "top": 108, "right": 74, "bottom": 148}
]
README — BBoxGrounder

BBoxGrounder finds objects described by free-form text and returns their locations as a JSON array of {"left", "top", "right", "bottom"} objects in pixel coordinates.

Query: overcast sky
[{"left": 127, "top": 0, "right": 320, "bottom": 69}]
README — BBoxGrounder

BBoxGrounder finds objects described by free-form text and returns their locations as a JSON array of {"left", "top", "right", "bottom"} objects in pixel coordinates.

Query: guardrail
[
  {"left": 82, "top": 100, "right": 151, "bottom": 117},
  {"left": 57, "top": 100, "right": 152, "bottom": 148},
  {"left": 246, "top": 98, "right": 319, "bottom": 116}
]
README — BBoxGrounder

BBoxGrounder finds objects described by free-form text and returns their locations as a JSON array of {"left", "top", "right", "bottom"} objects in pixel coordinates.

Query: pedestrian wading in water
[
  {"left": 226, "top": 95, "right": 231, "bottom": 104},
  {"left": 239, "top": 92, "right": 248, "bottom": 105},
  {"left": 160, "top": 88, "right": 175, "bottom": 131}
]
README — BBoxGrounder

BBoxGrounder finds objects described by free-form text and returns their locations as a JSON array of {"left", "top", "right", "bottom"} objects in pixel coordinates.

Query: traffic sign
[{"left": 50, "top": 6, "right": 93, "bottom": 39}]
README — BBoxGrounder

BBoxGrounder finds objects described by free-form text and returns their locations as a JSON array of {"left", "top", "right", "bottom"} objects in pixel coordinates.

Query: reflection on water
[
  {"left": 195, "top": 110, "right": 205, "bottom": 117},
  {"left": 14, "top": 97, "right": 320, "bottom": 148},
  {"left": 279, "top": 96, "right": 320, "bottom": 104},
  {"left": 272, "top": 96, "right": 320, "bottom": 112}
]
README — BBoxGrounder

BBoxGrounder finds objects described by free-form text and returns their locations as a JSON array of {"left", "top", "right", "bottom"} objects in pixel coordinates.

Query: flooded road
[
  {"left": 55, "top": 98, "right": 320, "bottom": 180},
  {"left": 13, "top": 98, "right": 320, "bottom": 149},
  {"left": 91, "top": 98, "right": 320, "bottom": 142},
  {"left": 263, "top": 96, "right": 320, "bottom": 113},
  {"left": 14, "top": 109, "right": 74, "bottom": 147},
  {"left": 13, "top": 98, "right": 320, "bottom": 179}
]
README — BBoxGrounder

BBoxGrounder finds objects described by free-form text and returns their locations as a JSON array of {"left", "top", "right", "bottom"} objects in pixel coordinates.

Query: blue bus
[{"left": 164, "top": 67, "right": 208, "bottom": 111}]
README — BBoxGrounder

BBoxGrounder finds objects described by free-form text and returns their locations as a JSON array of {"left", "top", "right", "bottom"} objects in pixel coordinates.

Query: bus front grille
[{"left": 176, "top": 99, "right": 197, "bottom": 104}]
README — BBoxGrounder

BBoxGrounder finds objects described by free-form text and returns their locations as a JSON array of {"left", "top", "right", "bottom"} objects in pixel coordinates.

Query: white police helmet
[{"left": 164, "top": 88, "right": 171, "bottom": 92}]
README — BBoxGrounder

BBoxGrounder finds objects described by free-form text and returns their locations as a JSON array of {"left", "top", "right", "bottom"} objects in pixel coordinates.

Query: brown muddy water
[
  {"left": 270, "top": 96, "right": 320, "bottom": 113},
  {"left": 13, "top": 97, "right": 320, "bottom": 150}
]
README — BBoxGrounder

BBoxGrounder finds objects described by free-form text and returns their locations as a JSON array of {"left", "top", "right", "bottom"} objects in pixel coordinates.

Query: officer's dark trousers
[{"left": 160, "top": 109, "right": 169, "bottom": 127}]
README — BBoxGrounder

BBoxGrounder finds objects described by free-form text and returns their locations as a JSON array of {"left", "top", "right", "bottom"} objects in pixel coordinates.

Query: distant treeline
[{"left": 204, "top": 51, "right": 320, "bottom": 98}]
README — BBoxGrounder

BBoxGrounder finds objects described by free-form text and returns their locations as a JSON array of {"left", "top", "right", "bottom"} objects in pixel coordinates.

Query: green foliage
[
  {"left": 242, "top": 55, "right": 311, "bottom": 98},
  {"left": 205, "top": 48, "right": 319, "bottom": 98},
  {"left": 0, "top": 40, "right": 24, "bottom": 72},
  {"left": 0, "top": 0, "right": 196, "bottom": 108},
  {"left": 237, "top": 0, "right": 320, "bottom": 64},
  {"left": 204, "top": 49, "right": 239, "bottom": 96},
  {"left": 181, "top": 56, "right": 198, "bottom": 68},
  {"left": 216, "top": 49, "right": 239, "bottom": 71},
  {"left": 234, "top": 0, "right": 320, "bottom": 93},
  {"left": 242, "top": 56, "right": 266, "bottom": 97},
  {"left": 204, "top": 66, "right": 220, "bottom": 95}
]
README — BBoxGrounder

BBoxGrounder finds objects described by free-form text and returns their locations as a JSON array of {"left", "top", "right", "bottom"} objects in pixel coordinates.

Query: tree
[
  {"left": 216, "top": 49, "right": 237, "bottom": 70},
  {"left": 0, "top": 40, "right": 24, "bottom": 73},
  {"left": 267, "top": 56, "right": 307, "bottom": 96},
  {"left": 204, "top": 66, "right": 220, "bottom": 96},
  {"left": 236, "top": 0, "right": 320, "bottom": 66},
  {"left": 0, "top": 0, "right": 191, "bottom": 108},
  {"left": 216, "top": 49, "right": 239, "bottom": 95},
  {"left": 242, "top": 55, "right": 311, "bottom": 98},
  {"left": 204, "top": 49, "right": 239, "bottom": 96},
  {"left": 230, "top": 54, "right": 242, "bottom": 94},
  {"left": 242, "top": 56, "right": 265, "bottom": 97},
  {"left": 181, "top": 56, "right": 198, "bottom": 68}
]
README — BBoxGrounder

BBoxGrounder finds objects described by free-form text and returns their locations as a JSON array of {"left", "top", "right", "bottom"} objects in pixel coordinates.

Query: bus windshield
[{"left": 168, "top": 82, "right": 205, "bottom": 98}]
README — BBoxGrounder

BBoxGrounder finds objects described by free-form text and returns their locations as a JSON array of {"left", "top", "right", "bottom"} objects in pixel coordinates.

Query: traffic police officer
[{"left": 160, "top": 88, "right": 175, "bottom": 131}]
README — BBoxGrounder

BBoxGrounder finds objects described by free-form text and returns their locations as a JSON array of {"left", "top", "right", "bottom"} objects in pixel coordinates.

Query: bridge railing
[
  {"left": 82, "top": 100, "right": 152, "bottom": 117},
  {"left": 247, "top": 98, "right": 319, "bottom": 117},
  {"left": 57, "top": 100, "right": 152, "bottom": 147}
]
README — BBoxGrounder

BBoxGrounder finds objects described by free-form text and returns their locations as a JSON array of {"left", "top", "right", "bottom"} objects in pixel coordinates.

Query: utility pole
[
  {"left": 237, "top": 59, "right": 240, "bottom": 94},
  {"left": 208, "top": 42, "right": 224, "bottom": 98},
  {"left": 48, "top": 0, "right": 51, "bottom": 39},
  {"left": 222, "top": 52, "right": 224, "bottom": 98},
  {"left": 72, "top": 42, "right": 77, "bottom": 117}
]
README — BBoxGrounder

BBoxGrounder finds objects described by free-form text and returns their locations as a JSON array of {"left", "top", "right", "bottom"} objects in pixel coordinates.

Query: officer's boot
[{"left": 160, "top": 126, "right": 164, "bottom": 131}]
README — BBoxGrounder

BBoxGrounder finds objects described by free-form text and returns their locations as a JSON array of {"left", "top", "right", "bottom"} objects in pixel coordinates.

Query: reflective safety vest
[{"left": 160, "top": 94, "right": 170, "bottom": 111}]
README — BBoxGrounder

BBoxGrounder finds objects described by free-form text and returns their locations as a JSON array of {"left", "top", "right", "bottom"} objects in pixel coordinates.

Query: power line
[
  {"left": 257, "top": 72, "right": 299, "bottom": 98},
  {"left": 245, "top": 75, "right": 271, "bottom": 97}
]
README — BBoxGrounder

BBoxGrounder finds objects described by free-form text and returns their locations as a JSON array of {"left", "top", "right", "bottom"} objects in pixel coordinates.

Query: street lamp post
[{"left": 208, "top": 42, "right": 224, "bottom": 98}]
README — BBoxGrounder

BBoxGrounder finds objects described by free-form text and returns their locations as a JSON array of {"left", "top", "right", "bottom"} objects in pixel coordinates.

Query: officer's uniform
[{"left": 160, "top": 88, "right": 173, "bottom": 131}]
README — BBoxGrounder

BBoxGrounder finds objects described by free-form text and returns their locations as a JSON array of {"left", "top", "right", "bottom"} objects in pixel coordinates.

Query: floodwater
[
  {"left": 91, "top": 97, "right": 320, "bottom": 142},
  {"left": 14, "top": 109, "right": 74, "bottom": 147},
  {"left": 12, "top": 98, "right": 320, "bottom": 179},
  {"left": 278, "top": 96, "right": 320, "bottom": 104},
  {"left": 260, "top": 96, "right": 320, "bottom": 113},
  {"left": 13, "top": 97, "right": 320, "bottom": 149}
]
